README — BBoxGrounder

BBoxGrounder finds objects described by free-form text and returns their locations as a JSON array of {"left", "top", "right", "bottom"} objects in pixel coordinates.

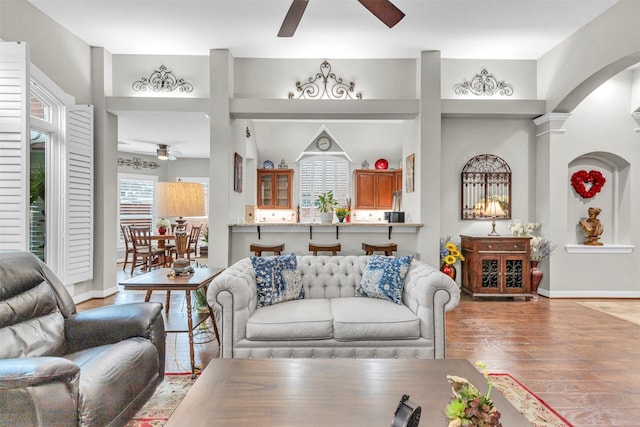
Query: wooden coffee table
[
  {"left": 119, "top": 267, "right": 224, "bottom": 376},
  {"left": 165, "top": 358, "right": 529, "bottom": 426}
]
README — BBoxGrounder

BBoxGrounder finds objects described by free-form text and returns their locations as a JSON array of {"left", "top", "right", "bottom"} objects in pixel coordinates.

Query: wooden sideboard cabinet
[
  {"left": 460, "top": 235, "right": 532, "bottom": 300},
  {"left": 257, "top": 169, "right": 293, "bottom": 209},
  {"left": 354, "top": 169, "right": 402, "bottom": 209}
]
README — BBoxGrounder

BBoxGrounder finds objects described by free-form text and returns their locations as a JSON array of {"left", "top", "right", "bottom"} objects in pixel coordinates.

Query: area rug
[
  {"left": 126, "top": 372, "right": 572, "bottom": 426},
  {"left": 576, "top": 301, "right": 640, "bottom": 326},
  {"left": 125, "top": 373, "right": 197, "bottom": 427},
  {"left": 489, "top": 373, "right": 573, "bottom": 427}
]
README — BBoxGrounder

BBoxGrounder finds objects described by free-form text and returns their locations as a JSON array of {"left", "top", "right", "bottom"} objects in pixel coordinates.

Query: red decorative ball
[{"left": 375, "top": 159, "right": 389, "bottom": 170}]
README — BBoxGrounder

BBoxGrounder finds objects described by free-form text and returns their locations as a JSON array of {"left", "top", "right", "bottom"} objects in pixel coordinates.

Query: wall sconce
[{"left": 483, "top": 198, "right": 506, "bottom": 236}]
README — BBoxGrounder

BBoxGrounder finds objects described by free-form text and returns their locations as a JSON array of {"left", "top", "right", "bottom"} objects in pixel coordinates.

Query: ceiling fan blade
[
  {"left": 278, "top": 0, "right": 309, "bottom": 37},
  {"left": 357, "top": 0, "right": 405, "bottom": 28}
]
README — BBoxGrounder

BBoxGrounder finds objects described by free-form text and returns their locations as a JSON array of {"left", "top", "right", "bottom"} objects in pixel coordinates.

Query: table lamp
[
  {"left": 155, "top": 179, "right": 205, "bottom": 269},
  {"left": 483, "top": 198, "right": 506, "bottom": 236}
]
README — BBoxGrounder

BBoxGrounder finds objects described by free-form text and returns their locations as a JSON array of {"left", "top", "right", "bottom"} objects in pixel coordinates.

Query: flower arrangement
[
  {"left": 571, "top": 170, "right": 606, "bottom": 199},
  {"left": 507, "top": 222, "right": 540, "bottom": 237},
  {"left": 440, "top": 236, "right": 465, "bottom": 267},
  {"left": 156, "top": 217, "right": 170, "bottom": 233},
  {"left": 530, "top": 236, "right": 557, "bottom": 262},
  {"left": 334, "top": 207, "right": 350, "bottom": 222},
  {"left": 508, "top": 222, "right": 557, "bottom": 261},
  {"left": 446, "top": 361, "right": 502, "bottom": 427}
]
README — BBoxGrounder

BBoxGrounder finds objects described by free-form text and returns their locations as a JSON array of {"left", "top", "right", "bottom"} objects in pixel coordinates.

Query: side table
[{"left": 119, "top": 267, "right": 224, "bottom": 376}]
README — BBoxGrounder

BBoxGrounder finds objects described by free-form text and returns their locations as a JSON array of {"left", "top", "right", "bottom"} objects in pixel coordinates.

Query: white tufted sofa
[{"left": 207, "top": 255, "right": 460, "bottom": 359}]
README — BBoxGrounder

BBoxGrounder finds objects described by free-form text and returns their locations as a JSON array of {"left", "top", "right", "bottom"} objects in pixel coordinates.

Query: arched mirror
[{"left": 461, "top": 154, "right": 511, "bottom": 220}]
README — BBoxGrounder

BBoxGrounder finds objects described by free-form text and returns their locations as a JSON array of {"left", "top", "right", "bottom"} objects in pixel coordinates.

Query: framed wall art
[
  {"left": 234, "top": 152, "right": 243, "bottom": 193},
  {"left": 406, "top": 153, "right": 415, "bottom": 193}
]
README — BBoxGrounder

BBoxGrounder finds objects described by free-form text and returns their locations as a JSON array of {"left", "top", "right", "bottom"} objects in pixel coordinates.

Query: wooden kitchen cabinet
[
  {"left": 460, "top": 235, "right": 531, "bottom": 300},
  {"left": 257, "top": 169, "right": 293, "bottom": 209},
  {"left": 394, "top": 170, "right": 402, "bottom": 192},
  {"left": 354, "top": 169, "right": 401, "bottom": 209}
]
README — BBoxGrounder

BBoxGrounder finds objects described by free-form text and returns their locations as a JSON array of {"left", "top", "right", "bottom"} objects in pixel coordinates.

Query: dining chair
[
  {"left": 129, "top": 225, "right": 167, "bottom": 274},
  {"left": 120, "top": 224, "right": 133, "bottom": 271}
]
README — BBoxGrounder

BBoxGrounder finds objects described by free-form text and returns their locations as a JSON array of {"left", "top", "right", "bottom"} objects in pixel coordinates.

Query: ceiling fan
[
  {"left": 155, "top": 144, "right": 180, "bottom": 161},
  {"left": 278, "top": 0, "right": 405, "bottom": 37},
  {"left": 118, "top": 140, "right": 183, "bottom": 160}
]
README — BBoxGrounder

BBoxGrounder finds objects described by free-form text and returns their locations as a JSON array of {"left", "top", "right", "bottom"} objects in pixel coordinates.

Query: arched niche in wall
[
  {"left": 567, "top": 151, "right": 631, "bottom": 245},
  {"left": 460, "top": 154, "right": 512, "bottom": 220}
]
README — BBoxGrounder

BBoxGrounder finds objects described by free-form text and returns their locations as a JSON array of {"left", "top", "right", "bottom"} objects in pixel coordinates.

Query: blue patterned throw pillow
[
  {"left": 251, "top": 253, "right": 304, "bottom": 307},
  {"left": 357, "top": 255, "right": 414, "bottom": 304}
]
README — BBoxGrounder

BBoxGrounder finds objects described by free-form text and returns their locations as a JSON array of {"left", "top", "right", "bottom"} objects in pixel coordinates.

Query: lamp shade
[
  {"left": 155, "top": 181, "right": 205, "bottom": 218},
  {"left": 483, "top": 200, "right": 506, "bottom": 218}
]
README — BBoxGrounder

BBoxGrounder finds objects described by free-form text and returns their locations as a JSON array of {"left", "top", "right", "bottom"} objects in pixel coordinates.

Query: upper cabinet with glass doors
[{"left": 257, "top": 169, "right": 293, "bottom": 209}]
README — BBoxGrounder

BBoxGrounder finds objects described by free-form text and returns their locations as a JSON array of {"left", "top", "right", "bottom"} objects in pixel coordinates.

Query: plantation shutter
[
  {"left": 0, "top": 42, "right": 30, "bottom": 251},
  {"left": 64, "top": 105, "right": 93, "bottom": 283},
  {"left": 119, "top": 176, "right": 155, "bottom": 234},
  {"left": 299, "top": 156, "right": 350, "bottom": 222}
]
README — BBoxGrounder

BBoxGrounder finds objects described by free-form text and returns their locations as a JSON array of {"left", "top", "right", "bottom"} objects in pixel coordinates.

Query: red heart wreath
[{"left": 571, "top": 170, "right": 606, "bottom": 199}]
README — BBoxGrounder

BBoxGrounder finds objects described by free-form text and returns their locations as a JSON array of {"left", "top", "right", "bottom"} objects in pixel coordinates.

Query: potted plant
[
  {"left": 315, "top": 190, "right": 338, "bottom": 224},
  {"left": 199, "top": 225, "right": 209, "bottom": 257}
]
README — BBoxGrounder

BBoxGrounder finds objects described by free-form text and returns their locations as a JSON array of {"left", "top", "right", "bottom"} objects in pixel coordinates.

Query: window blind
[{"left": 299, "top": 156, "right": 350, "bottom": 222}]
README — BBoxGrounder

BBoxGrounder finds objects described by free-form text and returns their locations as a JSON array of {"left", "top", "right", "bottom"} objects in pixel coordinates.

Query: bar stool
[
  {"left": 250, "top": 243, "right": 285, "bottom": 256},
  {"left": 362, "top": 242, "right": 398, "bottom": 256},
  {"left": 309, "top": 243, "right": 341, "bottom": 256}
]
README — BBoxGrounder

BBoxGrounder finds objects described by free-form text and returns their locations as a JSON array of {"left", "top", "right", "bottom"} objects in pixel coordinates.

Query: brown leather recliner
[{"left": 0, "top": 252, "right": 166, "bottom": 426}]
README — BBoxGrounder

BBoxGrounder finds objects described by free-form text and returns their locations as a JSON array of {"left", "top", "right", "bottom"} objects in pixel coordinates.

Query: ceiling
[{"left": 27, "top": 0, "right": 619, "bottom": 160}]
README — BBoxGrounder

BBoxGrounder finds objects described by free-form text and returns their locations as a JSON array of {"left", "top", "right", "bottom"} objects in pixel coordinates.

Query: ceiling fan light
[{"left": 157, "top": 145, "right": 170, "bottom": 160}]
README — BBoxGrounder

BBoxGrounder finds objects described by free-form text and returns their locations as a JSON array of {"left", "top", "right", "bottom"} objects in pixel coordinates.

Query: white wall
[
  {"left": 441, "top": 59, "right": 537, "bottom": 99},
  {"left": 543, "top": 71, "right": 640, "bottom": 296},
  {"left": 0, "top": 0, "right": 92, "bottom": 104},
  {"left": 112, "top": 54, "right": 209, "bottom": 98},
  {"left": 234, "top": 58, "right": 417, "bottom": 99},
  {"left": 441, "top": 118, "right": 535, "bottom": 238}
]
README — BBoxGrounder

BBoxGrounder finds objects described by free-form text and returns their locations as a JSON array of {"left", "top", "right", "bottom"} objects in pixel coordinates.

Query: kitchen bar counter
[
  {"left": 230, "top": 222, "right": 423, "bottom": 239},
  {"left": 228, "top": 223, "right": 424, "bottom": 263}
]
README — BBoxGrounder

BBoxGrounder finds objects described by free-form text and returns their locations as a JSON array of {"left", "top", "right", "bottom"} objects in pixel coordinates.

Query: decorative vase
[
  {"left": 440, "top": 264, "right": 456, "bottom": 280},
  {"left": 158, "top": 227, "right": 167, "bottom": 235},
  {"left": 320, "top": 212, "right": 334, "bottom": 224},
  {"left": 530, "top": 261, "right": 543, "bottom": 298}
]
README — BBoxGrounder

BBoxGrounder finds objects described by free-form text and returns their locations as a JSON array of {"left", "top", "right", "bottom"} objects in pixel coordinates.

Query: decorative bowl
[{"left": 375, "top": 158, "right": 389, "bottom": 169}]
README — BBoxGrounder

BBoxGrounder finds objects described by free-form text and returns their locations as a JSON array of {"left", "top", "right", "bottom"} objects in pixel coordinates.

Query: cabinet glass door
[
  {"left": 275, "top": 174, "right": 289, "bottom": 207},
  {"left": 481, "top": 259, "right": 500, "bottom": 290},
  {"left": 504, "top": 256, "right": 525, "bottom": 292},
  {"left": 260, "top": 173, "right": 273, "bottom": 207}
]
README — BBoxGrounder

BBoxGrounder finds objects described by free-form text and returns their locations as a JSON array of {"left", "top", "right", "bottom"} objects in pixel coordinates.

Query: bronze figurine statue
[{"left": 579, "top": 207, "right": 604, "bottom": 246}]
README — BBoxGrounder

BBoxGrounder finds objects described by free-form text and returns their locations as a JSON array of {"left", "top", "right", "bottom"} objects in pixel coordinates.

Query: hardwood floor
[{"left": 77, "top": 267, "right": 640, "bottom": 427}]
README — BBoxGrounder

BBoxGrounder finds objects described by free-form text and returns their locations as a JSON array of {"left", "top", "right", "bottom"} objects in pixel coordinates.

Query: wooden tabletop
[
  {"left": 165, "top": 358, "right": 529, "bottom": 426},
  {"left": 119, "top": 267, "right": 224, "bottom": 291}
]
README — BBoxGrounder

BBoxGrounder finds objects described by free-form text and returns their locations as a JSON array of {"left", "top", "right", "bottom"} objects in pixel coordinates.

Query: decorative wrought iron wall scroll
[
  {"left": 118, "top": 157, "right": 159, "bottom": 170},
  {"left": 288, "top": 61, "right": 362, "bottom": 100},
  {"left": 454, "top": 69, "right": 513, "bottom": 97},
  {"left": 460, "top": 154, "right": 511, "bottom": 220},
  {"left": 132, "top": 65, "right": 193, "bottom": 93}
]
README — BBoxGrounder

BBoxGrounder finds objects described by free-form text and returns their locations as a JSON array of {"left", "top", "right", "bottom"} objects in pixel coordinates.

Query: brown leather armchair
[{"left": 0, "top": 252, "right": 166, "bottom": 426}]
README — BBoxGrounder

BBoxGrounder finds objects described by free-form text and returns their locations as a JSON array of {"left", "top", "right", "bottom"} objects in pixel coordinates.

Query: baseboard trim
[
  {"left": 72, "top": 285, "right": 120, "bottom": 304},
  {"left": 539, "top": 288, "right": 640, "bottom": 298}
]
